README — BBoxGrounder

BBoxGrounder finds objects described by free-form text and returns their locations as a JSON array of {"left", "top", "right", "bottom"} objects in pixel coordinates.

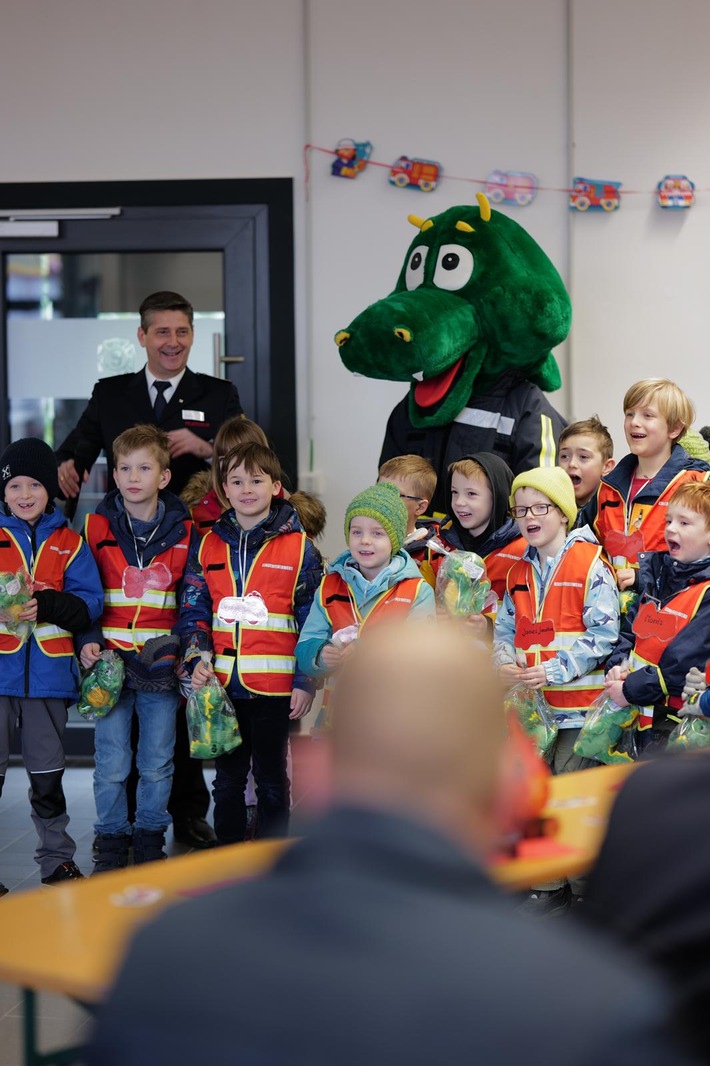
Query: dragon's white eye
[
  {"left": 432, "top": 244, "right": 474, "bottom": 291},
  {"left": 405, "top": 245, "right": 428, "bottom": 291}
]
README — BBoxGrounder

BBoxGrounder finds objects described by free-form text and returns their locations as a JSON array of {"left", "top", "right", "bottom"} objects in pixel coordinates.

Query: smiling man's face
[{"left": 138, "top": 310, "right": 194, "bottom": 380}]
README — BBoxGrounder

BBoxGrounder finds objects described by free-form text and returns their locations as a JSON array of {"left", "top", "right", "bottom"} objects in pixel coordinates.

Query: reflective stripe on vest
[
  {"left": 629, "top": 581, "right": 710, "bottom": 728},
  {"left": 484, "top": 536, "right": 527, "bottom": 614},
  {"left": 595, "top": 470, "right": 709, "bottom": 567},
  {"left": 508, "top": 542, "right": 607, "bottom": 712},
  {"left": 85, "top": 513, "right": 190, "bottom": 654},
  {"left": 200, "top": 531, "right": 306, "bottom": 696},
  {"left": 0, "top": 527, "right": 79, "bottom": 656}
]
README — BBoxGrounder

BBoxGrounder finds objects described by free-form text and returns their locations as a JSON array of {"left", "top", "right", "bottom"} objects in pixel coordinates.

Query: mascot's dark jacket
[{"left": 379, "top": 370, "right": 566, "bottom": 513}]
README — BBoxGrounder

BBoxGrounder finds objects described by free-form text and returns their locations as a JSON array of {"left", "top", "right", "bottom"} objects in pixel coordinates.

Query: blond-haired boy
[
  {"left": 581, "top": 378, "right": 709, "bottom": 591},
  {"left": 558, "top": 416, "right": 614, "bottom": 508},
  {"left": 79, "top": 424, "right": 192, "bottom": 872},
  {"left": 378, "top": 454, "right": 438, "bottom": 564},
  {"left": 605, "top": 481, "right": 710, "bottom": 754}
]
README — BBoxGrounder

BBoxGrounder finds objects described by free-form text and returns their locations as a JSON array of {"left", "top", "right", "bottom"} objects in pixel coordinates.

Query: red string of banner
[{"left": 303, "top": 144, "right": 709, "bottom": 197}]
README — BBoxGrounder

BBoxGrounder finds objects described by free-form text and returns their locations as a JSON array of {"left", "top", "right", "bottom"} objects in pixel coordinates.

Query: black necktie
[{"left": 153, "top": 380, "right": 170, "bottom": 421}]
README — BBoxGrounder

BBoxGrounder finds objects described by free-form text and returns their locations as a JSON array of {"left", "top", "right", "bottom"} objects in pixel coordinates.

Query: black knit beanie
[{"left": 0, "top": 438, "right": 60, "bottom": 501}]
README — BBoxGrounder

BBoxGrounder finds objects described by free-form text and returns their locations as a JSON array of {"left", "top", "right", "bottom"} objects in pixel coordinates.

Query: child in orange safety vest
[
  {"left": 604, "top": 481, "right": 710, "bottom": 755},
  {"left": 493, "top": 465, "right": 620, "bottom": 916},
  {"left": 0, "top": 438, "right": 104, "bottom": 891},
  {"left": 176, "top": 442, "right": 323, "bottom": 844},
  {"left": 580, "top": 378, "right": 709, "bottom": 593},
  {"left": 295, "top": 481, "right": 435, "bottom": 732}
]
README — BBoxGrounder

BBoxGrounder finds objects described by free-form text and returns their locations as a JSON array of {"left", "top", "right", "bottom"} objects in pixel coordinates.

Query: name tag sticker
[{"left": 182, "top": 409, "right": 205, "bottom": 422}]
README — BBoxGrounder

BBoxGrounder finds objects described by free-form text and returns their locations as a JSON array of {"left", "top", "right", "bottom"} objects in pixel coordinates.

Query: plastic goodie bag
[
  {"left": 667, "top": 714, "right": 710, "bottom": 751},
  {"left": 504, "top": 683, "right": 558, "bottom": 759},
  {"left": 573, "top": 693, "right": 640, "bottom": 765},
  {"left": 0, "top": 569, "right": 35, "bottom": 646},
  {"left": 77, "top": 650, "right": 125, "bottom": 721},
  {"left": 186, "top": 654, "right": 242, "bottom": 759},
  {"left": 433, "top": 548, "right": 495, "bottom": 618}
]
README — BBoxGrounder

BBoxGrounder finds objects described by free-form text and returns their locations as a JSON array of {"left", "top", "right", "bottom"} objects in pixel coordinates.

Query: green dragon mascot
[{"left": 336, "top": 193, "right": 570, "bottom": 512}]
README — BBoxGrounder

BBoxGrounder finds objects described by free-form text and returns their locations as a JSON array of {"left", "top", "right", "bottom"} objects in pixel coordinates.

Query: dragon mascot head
[{"left": 336, "top": 194, "right": 571, "bottom": 431}]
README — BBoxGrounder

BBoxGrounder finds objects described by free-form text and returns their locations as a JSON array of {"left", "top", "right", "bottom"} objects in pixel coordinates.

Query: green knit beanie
[{"left": 344, "top": 482, "right": 408, "bottom": 556}]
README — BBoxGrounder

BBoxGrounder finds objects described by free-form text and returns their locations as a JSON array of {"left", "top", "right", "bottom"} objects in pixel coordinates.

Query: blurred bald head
[{"left": 330, "top": 622, "right": 506, "bottom": 854}]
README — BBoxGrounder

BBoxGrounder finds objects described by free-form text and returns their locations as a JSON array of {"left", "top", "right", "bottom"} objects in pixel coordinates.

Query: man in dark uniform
[{"left": 56, "top": 291, "right": 243, "bottom": 849}]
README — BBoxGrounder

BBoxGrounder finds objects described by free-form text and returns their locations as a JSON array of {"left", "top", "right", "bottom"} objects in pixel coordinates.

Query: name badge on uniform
[{"left": 182, "top": 409, "right": 205, "bottom": 422}]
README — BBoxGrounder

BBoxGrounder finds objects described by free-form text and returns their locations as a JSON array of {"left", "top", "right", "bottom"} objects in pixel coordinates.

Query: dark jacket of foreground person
[
  {"left": 582, "top": 752, "right": 710, "bottom": 1061},
  {"left": 89, "top": 806, "right": 694, "bottom": 1066}
]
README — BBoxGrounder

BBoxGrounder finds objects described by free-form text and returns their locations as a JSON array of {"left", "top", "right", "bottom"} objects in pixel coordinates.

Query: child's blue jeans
[{"left": 93, "top": 688, "right": 178, "bottom": 835}]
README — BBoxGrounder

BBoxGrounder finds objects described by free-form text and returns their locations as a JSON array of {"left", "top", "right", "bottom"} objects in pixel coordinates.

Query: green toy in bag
[
  {"left": 667, "top": 715, "right": 710, "bottom": 751},
  {"left": 504, "top": 684, "right": 558, "bottom": 758},
  {"left": 0, "top": 569, "right": 35, "bottom": 646},
  {"left": 435, "top": 549, "right": 493, "bottom": 617},
  {"left": 186, "top": 672, "right": 242, "bottom": 759},
  {"left": 573, "top": 694, "right": 640, "bottom": 764},
  {"left": 77, "top": 651, "right": 125, "bottom": 720}
]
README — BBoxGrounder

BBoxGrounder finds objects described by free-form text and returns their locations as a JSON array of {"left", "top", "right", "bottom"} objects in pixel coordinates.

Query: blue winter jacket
[
  {"left": 295, "top": 548, "right": 435, "bottom": 679},
  {"left": 175, "top": 498, "right": 324, "bottom": 700},
  {"left": 0, "top": 505, "right": 104, "bottom": 699}
]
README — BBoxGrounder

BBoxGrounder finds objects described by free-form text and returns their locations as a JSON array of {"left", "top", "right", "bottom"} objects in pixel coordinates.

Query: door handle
[{"left": 213, "top": 333, "right": 245, "bottom": 378}]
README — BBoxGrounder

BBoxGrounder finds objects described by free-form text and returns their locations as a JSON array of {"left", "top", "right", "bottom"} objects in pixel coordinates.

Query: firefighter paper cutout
[
  {"left": 388, "top": 156, "right": 442, "bottom": 192},
  {"left": 605, "top": 529, "right": 645, "bottom": 563},
  {"left": 486, "top": 170, "right": 538, "bottom": 207},
  {"left": 217, "top": 591, "right": 269, "bottom": 626},
  {"left": 569, "top": 177, "right": 622, "bottom": 212},
  {"left": 331, "top": 139, "right": 372, "bottom": 179},
  {"left": 657, "top": 174, "right": 695, "bottom": 209},
  {"left": 515, "top": 615, "right": 556, "bottom": 650},
  {"left": 632, "top": 600, "right": 683, "bottom": 645},
  {"left": 122, "top": 562, "right": 172, "bottom": 599}
]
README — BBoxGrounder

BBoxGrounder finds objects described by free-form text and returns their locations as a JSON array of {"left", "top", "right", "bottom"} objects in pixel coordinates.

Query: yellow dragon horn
[
  {"left": 476, "top": 192, "right": 491, "bottom": 221},
  {"left": 407, "top": 214, "right": 426, "bottom": 229}
]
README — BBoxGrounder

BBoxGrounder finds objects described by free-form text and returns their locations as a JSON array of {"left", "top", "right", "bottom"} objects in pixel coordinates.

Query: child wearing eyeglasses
[
  {"left": 493, "top": 465, "right": 620, "bottom": 915},
  {"left": 377, "top": 454, "right": 439, "bottom": 566}
]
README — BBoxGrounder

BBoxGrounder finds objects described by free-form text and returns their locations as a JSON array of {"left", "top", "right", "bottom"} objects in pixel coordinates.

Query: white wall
[
  {"left": 1, "top": 1, "right": 709, "bottom": 555},
  {"left": 569, "top": 0, "right": 710, "bottom": 450}
]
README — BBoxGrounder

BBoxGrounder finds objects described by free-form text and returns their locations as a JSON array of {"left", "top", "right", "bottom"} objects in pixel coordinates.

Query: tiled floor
[{"left": 0, "top": 759, "right": 216, "bottom": 1065}]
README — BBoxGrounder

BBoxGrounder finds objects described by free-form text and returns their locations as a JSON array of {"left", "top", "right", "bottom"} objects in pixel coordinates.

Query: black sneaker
[
  {"left": 0, "top": 882, "right": 8, "bottom": 897},
  {"left": 41, "top": 861, "right": 84, "bottom": 886},
  {"left": 517, "top": 886, "right": 571, "bottom": 918}
]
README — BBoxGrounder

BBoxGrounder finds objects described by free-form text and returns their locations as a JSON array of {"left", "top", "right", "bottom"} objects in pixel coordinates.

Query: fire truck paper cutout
[
  {"left": 486, "top": 170, "right": 538, "bottom": 206},
  {"left": 331, "top": 139, "right": 373, "bottom": 179},
  {"left": 388, "top": 156, "right": 442, "bottom": 192},
  {"left": 569, "top": 177, "right": 622, "bottom": 212},
  {"left": 656, "top": 174, "right": 695, "bottom": 209}
]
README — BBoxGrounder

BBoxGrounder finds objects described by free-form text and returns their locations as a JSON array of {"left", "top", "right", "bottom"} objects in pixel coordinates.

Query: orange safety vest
[
  {"left": 507, "top": 541, "right": 608, "bottom": 713},
  {"left": 485, "top": 536, "right": 527, "bottom": 604},
  {"left": 85, "top": 514, "right": 191, "bottom": 653},
  {"left": 0, "top": 526, "right": 80, "bottom": 657},
  {"left": 311, "top": 570, "right": 425, "bottom": 736},
  {"left": 595, "top": 470, "right": 708, "bottom": 569},
  {"left": 200, "top": 530, "right": 306, "bottom": 696},
  {"left": 629, "top": 582, "right": 710, "bottom": 728},
  {"left": 320, "top": 571, "right": 425, "bottom": 633}
]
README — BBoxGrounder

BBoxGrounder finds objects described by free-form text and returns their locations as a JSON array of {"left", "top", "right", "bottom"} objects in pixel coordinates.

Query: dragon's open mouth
[{"left": 413, "top": 357, "right": 465, "bottom": 409}]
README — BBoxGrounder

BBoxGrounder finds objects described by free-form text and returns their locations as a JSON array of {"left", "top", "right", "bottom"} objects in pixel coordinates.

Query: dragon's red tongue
[{"left": 414, "top": 358, "right": 464, "bottom": 407}]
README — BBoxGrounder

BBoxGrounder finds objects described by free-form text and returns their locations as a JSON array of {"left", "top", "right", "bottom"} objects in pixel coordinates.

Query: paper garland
[{"left": 308, "top": 143, "right": 698, "bottom": 210}]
